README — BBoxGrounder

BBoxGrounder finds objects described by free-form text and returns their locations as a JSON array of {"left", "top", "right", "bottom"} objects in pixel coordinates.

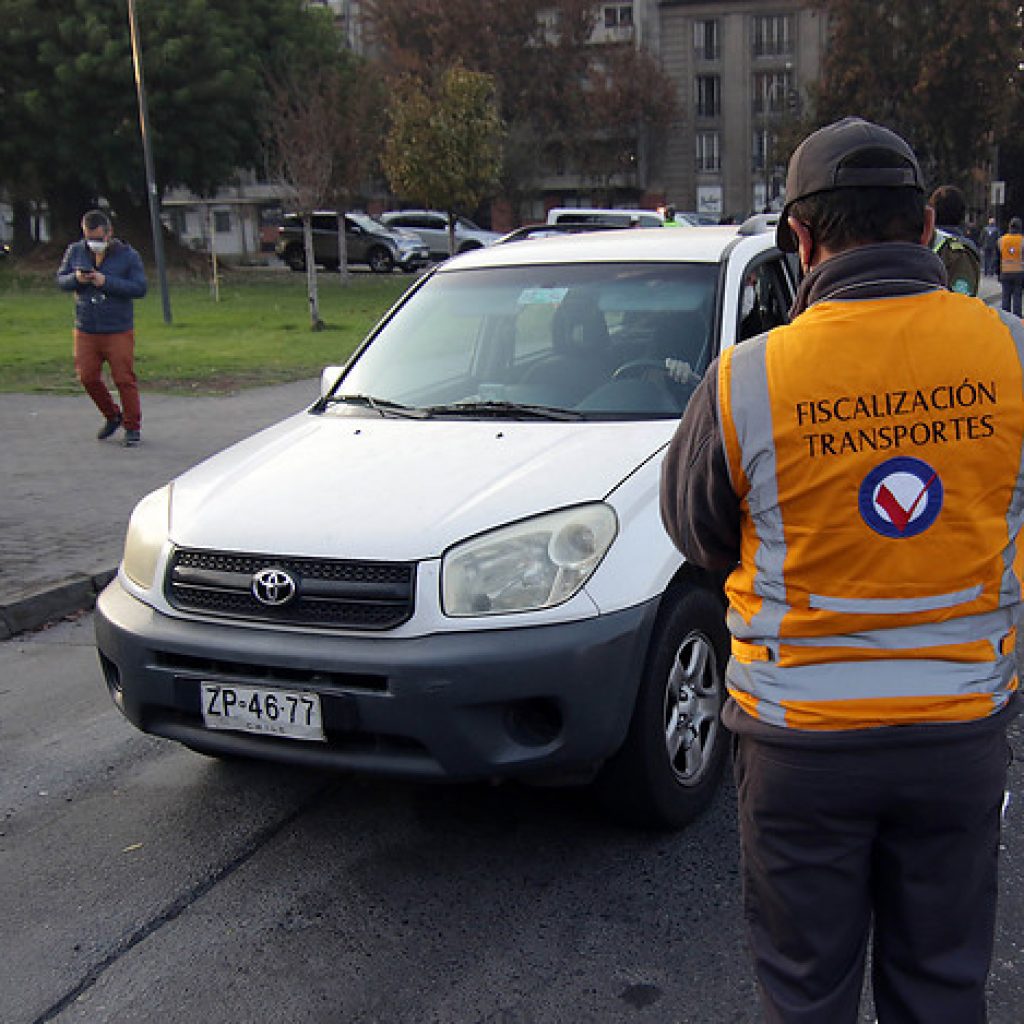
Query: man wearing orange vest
[
  {"left": 999, "top": 215, "right": 1024, "bottom": 316},
  {"left": 661, "top": 118, "right": 1020, "bottom": 1023}
]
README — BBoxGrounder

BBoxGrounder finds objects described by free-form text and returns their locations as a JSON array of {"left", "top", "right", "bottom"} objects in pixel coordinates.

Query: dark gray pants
[{"left": 733, "top": 729, "right": 1008, "bottom": 1023}]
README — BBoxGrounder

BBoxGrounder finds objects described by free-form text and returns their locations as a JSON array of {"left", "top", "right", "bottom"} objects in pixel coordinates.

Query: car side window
[
  {"left": 312, "top": 215, "right": 336, "bottom": 232},
  {"left": 737, "top": 257, "right": 792, "bottom": 342}
]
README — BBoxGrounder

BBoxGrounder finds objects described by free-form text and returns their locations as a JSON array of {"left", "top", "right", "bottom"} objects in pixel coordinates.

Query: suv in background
[
  {"left": 378, "top": 210, "right": 501, "bottom": 259},
  {"left": 275, "top": 212, "right": 429, "bottom": 274},
  {"left": 546, "top": 207, "right": 665, "bottom": 228}
]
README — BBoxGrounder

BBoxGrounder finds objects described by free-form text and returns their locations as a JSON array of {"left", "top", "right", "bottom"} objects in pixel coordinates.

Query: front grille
[
  {"left": 156, "top": 651, "right": 388, "bottom": 692},
  {"left": 166, "top": 549, "right": 415, "bottom": 630}
]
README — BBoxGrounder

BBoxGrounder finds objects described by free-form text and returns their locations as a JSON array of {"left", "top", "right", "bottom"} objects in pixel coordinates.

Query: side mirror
[{"left": 320, "top": 366, "right": 344, "bottom": 398}]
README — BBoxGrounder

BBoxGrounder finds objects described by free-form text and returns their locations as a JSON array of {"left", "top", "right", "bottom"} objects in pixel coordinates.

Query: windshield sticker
[
  {"left": 858, "top": 456, "right": 943, "bottom": 539},
  {"left": 518, "top": 287, "right": 568, "bottom": 306}
]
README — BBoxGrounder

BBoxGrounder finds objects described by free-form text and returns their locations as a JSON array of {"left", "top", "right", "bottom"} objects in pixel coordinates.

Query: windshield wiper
[
  {"left": 423, "top": 400, "right": 584, "bottom": 421},
  {"left": 312, "top": 393, "right": 428, "bottom": 418}
]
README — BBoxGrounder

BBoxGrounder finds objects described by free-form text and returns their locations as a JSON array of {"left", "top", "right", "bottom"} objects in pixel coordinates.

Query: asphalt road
[{"left": 2, "top": 615, "right": 1022, "bottom": 1024}]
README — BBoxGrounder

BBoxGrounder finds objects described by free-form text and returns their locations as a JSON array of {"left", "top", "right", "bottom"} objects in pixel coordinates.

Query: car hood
[{"left": 169, "top": 412, "right": 673, "bottom": 560}]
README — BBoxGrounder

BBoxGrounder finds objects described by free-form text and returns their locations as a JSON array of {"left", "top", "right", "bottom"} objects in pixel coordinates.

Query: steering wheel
[{"left": 612, "top": 358, "right": 670, "bottom": 381}]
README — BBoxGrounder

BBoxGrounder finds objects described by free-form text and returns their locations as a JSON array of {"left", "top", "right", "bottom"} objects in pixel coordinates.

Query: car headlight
[
  {"left": 123, "top": 485, "right": 171, "bottom": 588},
  {"left": 442, "top": 504, "right": 618, "bottom": 616}
]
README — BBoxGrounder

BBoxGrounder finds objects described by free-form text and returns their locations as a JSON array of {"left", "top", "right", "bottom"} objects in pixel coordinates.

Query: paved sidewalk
[{"left": 0, "top": 379, "right": 318, "bottom": 639}]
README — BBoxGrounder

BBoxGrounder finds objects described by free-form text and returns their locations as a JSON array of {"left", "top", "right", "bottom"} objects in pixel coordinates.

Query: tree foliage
[
  {"left": 365, "top": 0, "right": 677, "bottom": 214},
  {"left": 811, "top": 0, "right": 1019, "bottom": 187},
  {"left": 382, "top": 65, "right": 504, "bottom": 249},
  {"left": 263, "top": 52, "right": 381, "bottom": 316},
  {"left": 0, "top": 0, "right": 337, "bottom": 239}
]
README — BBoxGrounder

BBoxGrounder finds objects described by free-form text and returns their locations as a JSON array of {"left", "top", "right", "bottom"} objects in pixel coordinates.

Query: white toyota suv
[{"left": 95, "top": 218, "right": 796, "bottom": 828}]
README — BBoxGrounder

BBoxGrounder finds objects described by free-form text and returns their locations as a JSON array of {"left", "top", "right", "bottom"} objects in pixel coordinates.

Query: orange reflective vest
[
  {"left": 999, "top": 232, "right": 1024, "bottom": 275},
  {"left": 718, "top": 290, "right": 1024, "bottom": 731}
]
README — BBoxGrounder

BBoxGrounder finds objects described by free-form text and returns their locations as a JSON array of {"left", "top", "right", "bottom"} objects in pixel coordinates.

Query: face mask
[{"left": 86, "top": 239, "right": 108, "bottom": 254}]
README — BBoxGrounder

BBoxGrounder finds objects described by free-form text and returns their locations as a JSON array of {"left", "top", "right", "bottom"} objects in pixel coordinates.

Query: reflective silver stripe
[
  {"left": 998, "top": 310, "right": 1024, "bottom": 609},
  {"left": 726, "top": 660, "right": 789, "bottom": 728},
  {"left": 731, "top": 652, "right": 1016, "bottom": 705},
  {"left": 809, "top": 585, "right": 982, "bottom": 615},
  {"left": 726, "top": 336, "right": 790, "bottom": 634},
  {"left": 777, "top": 607, "right": 1016, "bottom": 651}
]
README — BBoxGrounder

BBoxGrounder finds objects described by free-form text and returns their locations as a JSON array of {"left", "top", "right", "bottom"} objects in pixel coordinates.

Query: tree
[
  {"left": 582, "top": 45, "right": 680, "bottom": 201},
  {"left": 265, "top": 68, "right": 340, "bottom": 330},
  {"left": 365, "top": 0, "right": 676, "bottom": 220},
  {"left": 810, "top": 0, "right": 1019, "bottom": 189},
  {"left": 322, "top": 56, "right": 386, "bottom": 285},
  {"left": 0, "top": 0, "right": 336, "bottom": 245},
  {"left": 262, "top": 50, "right": 381, "bottom": 325},
  {"left": 381, "top": 67, "right": 504, "bottom": 254}
]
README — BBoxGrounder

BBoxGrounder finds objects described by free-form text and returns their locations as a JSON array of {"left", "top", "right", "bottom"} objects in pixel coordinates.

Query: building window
[
  {"left": 752, "top": 14, "right": 793, "bottom": 58},
  {"left": 752, "top": 129, "right": 768, "bottom": 172},
  {"left": 604, "top": 4, "right": 632, "bottom": 28},
  {"left": 214, "top": 210, "right": 231, "bottom": 233},
  {"left": 693, "top": 19, "right": 720, "bottom": 61},
  {"left": 695, "top": 75, "right": 721, "bottom": 118},
  {"left": 696, "top": 131, "right": 721, "bottom": 172},
  {"left": 752, "top": 70, "right": 794, "bottom": 115}
]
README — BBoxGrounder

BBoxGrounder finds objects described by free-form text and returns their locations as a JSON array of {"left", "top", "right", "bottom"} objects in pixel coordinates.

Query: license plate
[{"left": 200, "top": 683, "right": 325, "bottom": 742}]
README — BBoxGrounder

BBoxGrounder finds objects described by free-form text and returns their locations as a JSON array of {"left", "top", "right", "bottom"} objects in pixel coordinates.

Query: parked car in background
[
  {"left": 496, "top": 222, "right": 632, "bottom": 244},
  {"left": 96, "top": 217, "right": 796, "bottom": 830},
  {"left": 546, "top": 207, "right": 665, "bottom": 229},
  {"left": 378, "top": 210, "right": 502, "bottom": 259},
  {"left": 275, "top": 212, "right": 429, "bottom": 274},
  {"left": 673, "top": 212, "right": 720, "bottom": 226}
]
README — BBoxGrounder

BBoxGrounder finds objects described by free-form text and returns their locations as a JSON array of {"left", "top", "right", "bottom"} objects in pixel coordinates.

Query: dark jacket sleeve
[
  {"left": 659, "top": 359, "right": 741, "bottom": 571},
  {"left": 56, "top": 243, "right": 83, "bottom": 291},
  {"left": 101, "top": 245, "right": 148, "bottom": 299}
]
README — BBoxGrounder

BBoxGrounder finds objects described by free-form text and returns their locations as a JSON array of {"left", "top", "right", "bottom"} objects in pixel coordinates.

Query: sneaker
[
  {"left": 97, "top": 412, "right": 122, "bottom": 440},
  {"left": 123, "top": 429, "right": 141, "bottom": 448}
]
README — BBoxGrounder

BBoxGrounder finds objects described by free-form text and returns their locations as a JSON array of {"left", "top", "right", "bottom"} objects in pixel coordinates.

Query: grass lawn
[{"left": 0, "top": 263, "right": 416, "bottom": 394}]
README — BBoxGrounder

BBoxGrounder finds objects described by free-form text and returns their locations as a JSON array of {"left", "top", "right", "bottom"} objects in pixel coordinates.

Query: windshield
[
  {"left": 334, "top": 262, "right": 719, "bottom": 419},
  {"left": 347, "top": 213, "right": 387, "bottom": 232}
]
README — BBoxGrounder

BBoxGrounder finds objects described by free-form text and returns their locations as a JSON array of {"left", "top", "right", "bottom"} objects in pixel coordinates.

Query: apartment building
[{"left": 656, "top": 1, "right": 827, "bottom": 220}]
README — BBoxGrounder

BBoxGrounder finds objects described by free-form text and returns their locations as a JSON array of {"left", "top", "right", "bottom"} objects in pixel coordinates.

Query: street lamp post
[{"left": 127, "top": 0, "right": 172, "bottom": 324}]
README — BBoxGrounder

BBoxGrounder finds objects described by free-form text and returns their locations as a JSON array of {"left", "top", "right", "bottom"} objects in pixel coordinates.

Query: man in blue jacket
[{"left": 56, "top": 210, "right": 147, "bottom": 446}]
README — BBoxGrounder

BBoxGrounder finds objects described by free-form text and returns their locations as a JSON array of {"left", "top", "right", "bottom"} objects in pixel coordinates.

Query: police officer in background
[
  {"left": 928, "top": 184, "right": 981, "bottom": 295},
  {"left": 661, "top": 117, "right": 1020, "bottom": 1023}
]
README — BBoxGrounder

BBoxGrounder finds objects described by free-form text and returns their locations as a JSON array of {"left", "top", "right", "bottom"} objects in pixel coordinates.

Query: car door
[
  {"left": 735, "top": 254, "right": 796, "bottom": 343},
  {"left": 414, "top": 214, "right": 449, "bottom": 257},
  {"left": 344, "top": 216, "right": 369, "bottom": 265}
]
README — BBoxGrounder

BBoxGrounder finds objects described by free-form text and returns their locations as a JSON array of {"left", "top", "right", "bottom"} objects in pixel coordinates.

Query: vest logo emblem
[{"left": 858, "top": 456, "right": 943, "bottom": 538}]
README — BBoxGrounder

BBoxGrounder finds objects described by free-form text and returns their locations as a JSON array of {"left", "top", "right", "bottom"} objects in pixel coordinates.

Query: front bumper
[
  {"left": 397, "top": 251, "right": 429, "bottom": 270},
  {"left": 95, "top": 582, "right": 659, "bottom": 781}
]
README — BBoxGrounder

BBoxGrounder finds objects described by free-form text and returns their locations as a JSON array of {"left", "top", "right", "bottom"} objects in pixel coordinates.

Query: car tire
[
  {"left": 596, "top": 585, "right": 729, "bottom": 830},
  {"left": 367, "top": 246, "right": 394, "bottom": 274},
  {"left": 283, "top": 244, "right": 305, "bottom": 272}
]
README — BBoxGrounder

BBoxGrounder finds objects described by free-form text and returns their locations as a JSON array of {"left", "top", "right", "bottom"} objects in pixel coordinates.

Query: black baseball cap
[{"left": 776, "top": 117, "right": 925, "bottom": 252}]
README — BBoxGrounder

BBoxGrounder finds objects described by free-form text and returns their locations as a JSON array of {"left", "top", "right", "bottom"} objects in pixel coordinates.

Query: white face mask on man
[{"left": 86, "top": 238, "right": 108, "bottom": 254}]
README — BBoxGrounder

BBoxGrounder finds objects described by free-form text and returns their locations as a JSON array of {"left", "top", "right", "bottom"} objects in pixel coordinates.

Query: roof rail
[{"left": 738, "top": 213, "right": 780, "bottom": 236}]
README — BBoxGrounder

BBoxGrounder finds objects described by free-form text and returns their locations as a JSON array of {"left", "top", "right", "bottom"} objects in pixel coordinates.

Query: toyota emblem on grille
[{"left": 251, "top": 568, "right": 297, "bottom": 606}]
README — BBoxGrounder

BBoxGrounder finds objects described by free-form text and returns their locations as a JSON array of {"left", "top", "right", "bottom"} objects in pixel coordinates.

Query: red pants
[{"left": 73, "top": 329, "right": 141, "bottom": 431}]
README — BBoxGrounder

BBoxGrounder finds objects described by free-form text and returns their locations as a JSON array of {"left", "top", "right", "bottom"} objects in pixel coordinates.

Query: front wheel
[
  {"left": 596, "top": 586, "right": 729, "bottom": 829},
  {"left": 367, "top": 246, "right": 394, "bottom": 274},
  {"left": 282, "top": 244, "right": 305, "bottom": 272}
]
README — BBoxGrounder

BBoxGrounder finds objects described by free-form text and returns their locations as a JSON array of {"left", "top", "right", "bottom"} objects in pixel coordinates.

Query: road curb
[{"left": 0, "top": 568, "right": 116, "bottom": 640}]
